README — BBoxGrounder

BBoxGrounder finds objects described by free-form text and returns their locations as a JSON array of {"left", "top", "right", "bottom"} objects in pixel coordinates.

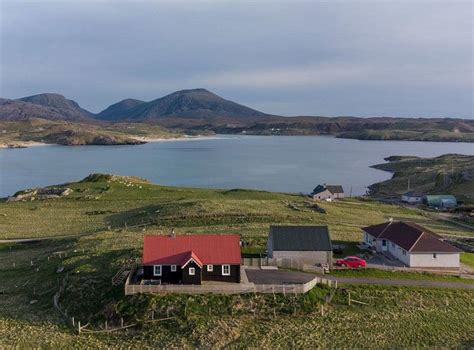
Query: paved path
[{"left": 323, "top": 276, "right": 474, "bottom": 289}]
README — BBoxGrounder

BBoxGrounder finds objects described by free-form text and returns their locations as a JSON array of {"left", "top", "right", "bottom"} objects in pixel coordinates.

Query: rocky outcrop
[{"left": 8, "top": 187, "right": 73, "bottom": 202}]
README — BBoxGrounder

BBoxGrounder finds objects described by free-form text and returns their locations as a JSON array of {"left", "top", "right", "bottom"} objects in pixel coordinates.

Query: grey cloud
[{"left": 1, "top": 0, "right": 472, "bottom": 117}]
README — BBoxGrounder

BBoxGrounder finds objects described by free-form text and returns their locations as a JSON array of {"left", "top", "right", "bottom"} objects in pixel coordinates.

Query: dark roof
[
  {"left": 142, "top": 234, "right": 241, "bottom": 265},
  {"left": 403, "top": 191, "right": 424, "bottom": 197},
  {"left": 326, "top": 185, "right": 344, "bottom": 194},
  {"left": 362, "top": 221, "right": 460, "bottom": 253},
  {"left": 312, "top": 184, "right": 344, "bottom": 195},
  {"left": 269, "top": 225, "right": 332, "bottom": 251}
]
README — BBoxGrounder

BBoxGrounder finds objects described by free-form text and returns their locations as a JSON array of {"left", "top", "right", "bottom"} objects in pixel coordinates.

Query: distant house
[
  {"left": 266, "top": 225, "right": 333, "bottom": 265},
  {"left": 423, "top": 195, "right": 457, "bottom": 209},
  {"left": 311, "top": 184, "right": 345, "bottom": 201},
  {"left": 142, "top": 234, "right": 241, "bottom": 285},
  {"left": 401, "top": 191, "right": 424, "bottom": 204},
  {"left": 362, "top": 221, "right": 460, "bottom": 270}
]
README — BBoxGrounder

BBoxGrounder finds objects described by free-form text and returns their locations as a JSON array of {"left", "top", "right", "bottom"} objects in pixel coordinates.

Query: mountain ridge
[
  {"left": 95, "top": 88, "right": 269, "bottom": 121},
  {"left": 1, "top": 89, "right": 473, "bottom": 143}
]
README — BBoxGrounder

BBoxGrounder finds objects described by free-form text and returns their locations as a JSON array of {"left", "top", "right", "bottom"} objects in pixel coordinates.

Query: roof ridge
[{"left": 408, "top": 231, "right": 425, "bottom": 252}]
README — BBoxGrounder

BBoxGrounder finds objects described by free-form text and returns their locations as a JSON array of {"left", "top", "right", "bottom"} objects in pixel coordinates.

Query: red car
[{"left": 335, "top": 256, "right": 366, "bottom": 268}]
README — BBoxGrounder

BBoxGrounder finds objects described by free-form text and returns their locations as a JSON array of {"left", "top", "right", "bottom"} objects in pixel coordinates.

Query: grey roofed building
[
  {"left": 312, "top": 184, "right": 344, "bottom": 196},
  {"left": 311, "top": 184, "right": 345, "bottom": 201},
  {"left": 267, "top": 225, "right": 333, "bottom": 266}
]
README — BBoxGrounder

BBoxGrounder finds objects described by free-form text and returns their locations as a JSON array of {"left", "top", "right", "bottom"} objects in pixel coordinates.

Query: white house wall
[
  {"left": 387, "top": 240, "right": 410, "bottom": 266},
  {"left": 272, "top": 250, "right": 332, "bottom": 265},
  {"left": 409, "top": 253, "right": 460, "bottom": 268}
]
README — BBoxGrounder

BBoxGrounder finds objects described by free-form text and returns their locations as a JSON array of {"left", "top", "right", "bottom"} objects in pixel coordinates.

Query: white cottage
[
  {"left": 362, "top": 221, "right": 460, "bottom": 270},
  {"left": 401, "top": 191, "right": 424, "bottom": 204}
]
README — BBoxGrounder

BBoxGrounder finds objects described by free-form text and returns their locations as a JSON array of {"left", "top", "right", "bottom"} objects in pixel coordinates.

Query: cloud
[{"left": 0, "top": 1, "right": 472, "bottom": 117}]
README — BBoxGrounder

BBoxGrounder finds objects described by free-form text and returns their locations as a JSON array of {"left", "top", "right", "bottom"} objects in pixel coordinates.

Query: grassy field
[
  {"left": 1, "top": 173, "right": 472, "bottom": 243},
  {"left": 461, "top": 252, "right": 474, "bottom": 267},
  {"left": 1, "top": 174, "right": 473, "bottom": 348}
]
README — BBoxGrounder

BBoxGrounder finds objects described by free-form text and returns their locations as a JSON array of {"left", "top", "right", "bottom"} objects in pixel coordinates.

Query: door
[{"left": 382, "top": 239, "right": 388, "bottom": 252}]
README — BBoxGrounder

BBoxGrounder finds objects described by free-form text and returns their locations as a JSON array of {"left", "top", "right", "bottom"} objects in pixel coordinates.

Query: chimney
[{"left": 388, "top": 217, "right": 393, "bottom": 223}]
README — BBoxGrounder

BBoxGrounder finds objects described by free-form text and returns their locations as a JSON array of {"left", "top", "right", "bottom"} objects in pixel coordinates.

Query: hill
[
  {"left": 0, "top": 175, "right": 473, "bottom": 348},
  {"left": 0, "top": 118, "right": 182, "bottom": 147},
  {"left": 17, "top": 93, "right": 94, "bottom": 120},
  {"left": 2, "top": 89, "right": 474, "bottom": 143},
  {"left": 95, "top": 98, "right": 145, "bottom": 121},
  {"left": 95, "top": 88, "right": 269, "bottom": 121},
  {"left": 369, "top": 154, "right": 474, "bottom": 203}
]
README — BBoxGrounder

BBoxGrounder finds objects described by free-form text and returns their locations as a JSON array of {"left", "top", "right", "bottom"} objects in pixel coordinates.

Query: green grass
[
  {"left": 1, "top": 174, "right": 471, "bottom": 243},
  {"left": 328, "top": 268, "right": 474, "bottom": 284},
  {"left": 461, "top": 252, "right": 474, "bottom": 267},
  {"left": 369, "top": 154, "right": 474, "bottom": 204},
  {"left": 1, "top": 175, "right": 473, "bottom": 348}
]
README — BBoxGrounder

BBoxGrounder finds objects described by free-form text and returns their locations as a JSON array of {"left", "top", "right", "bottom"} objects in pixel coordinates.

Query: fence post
[
  {"left": 78, "top": 321, "right": 81, "bottom": 334},
  {"left": 320, "top": 304, "right": 324, "bottom": 316},
  {"left": 72, "top": 316, "right": 75, "bottom": 327},
  {"left": 348, "top": 292, "right": 351, "bottom": 306},
  {"left": 121, "top": 318, "right": 124, "bottom": 328},
  {"left": 105, "top": 320, "right": 108, "bottom": 330}
]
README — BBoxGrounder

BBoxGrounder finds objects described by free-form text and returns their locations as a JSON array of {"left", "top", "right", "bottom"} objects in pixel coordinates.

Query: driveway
[
  {"left": 245, "top": 269, "right": 316, "bottom": 285},
  {"left": 323, "top": 276, "right": 474, "bottom": 290},
  {"left": 366, "top": 253, "right": 405, "bottom": 269}
]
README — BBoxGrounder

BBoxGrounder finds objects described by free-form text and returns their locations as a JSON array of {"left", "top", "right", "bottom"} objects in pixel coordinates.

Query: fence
[{"left": 125, "top": 270, "right": 335, "bottom": 296}]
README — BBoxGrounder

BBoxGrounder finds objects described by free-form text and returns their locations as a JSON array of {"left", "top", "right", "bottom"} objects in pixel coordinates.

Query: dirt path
[{"left": 324, "top": 276, "right": 474, "bottom": 289}]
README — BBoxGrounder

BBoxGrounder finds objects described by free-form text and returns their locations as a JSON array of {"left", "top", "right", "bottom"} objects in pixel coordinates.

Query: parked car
[{"left": 335, "top": 256, "right": 366, "bottom": 268}]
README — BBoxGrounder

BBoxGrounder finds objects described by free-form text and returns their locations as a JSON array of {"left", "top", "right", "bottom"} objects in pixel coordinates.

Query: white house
[
  {"left": 401, "top": 191, "right": 424, "bottom": 204},
  {"left": 311, "top": 184, "right": 345, "bottom": 201},
  {"left": 362, "top": 221, "right": 461, "bottom": 270}
]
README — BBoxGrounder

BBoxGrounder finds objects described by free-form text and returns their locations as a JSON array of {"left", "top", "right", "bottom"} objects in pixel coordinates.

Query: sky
[{"left": 1, "top": 0, "right": 472, "bottom": 118}]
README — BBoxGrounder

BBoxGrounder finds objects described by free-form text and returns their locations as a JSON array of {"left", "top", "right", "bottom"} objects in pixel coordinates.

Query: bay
[{"left": 0, "top": 135, "right": 472, "bottom": 197}]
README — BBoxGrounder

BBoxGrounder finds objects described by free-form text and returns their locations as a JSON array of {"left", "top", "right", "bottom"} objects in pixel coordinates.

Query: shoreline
[
  {"left": 0, "top": 135, "right": 218, "bottom": 149},
  {"left": 131, "top": 135, "right": 220, "bottom": 143},
  {"left": 0, "top": 141, "right": 48, "bottom": 149}
]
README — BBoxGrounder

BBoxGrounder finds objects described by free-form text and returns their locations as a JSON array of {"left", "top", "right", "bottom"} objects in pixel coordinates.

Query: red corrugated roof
[
  {"left": 142, "top": 234, "right": 241, "bottom": 265},
  {"left": 179, "top": 251, "right": 203, "bottom": 268}
]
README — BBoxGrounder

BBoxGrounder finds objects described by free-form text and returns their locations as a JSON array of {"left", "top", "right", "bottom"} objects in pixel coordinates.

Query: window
[
  {"left": 153, "top": 265, "right": 162, "bottom": 276},
  {"left": 222, "top": 265, "right": 230, "bottom": 276},
  {"left": 382, "top": 240, "right": 387, "bottom": 247},
  {"left": 207, "top": 265, "right": 213, "bottom": 272},
  {"left": 189, "top": 267, "right": 195, "bottom": 276},
  {"left": 433, "top": 253, "right": 437, "bottom": 259},
  {"left": 171, "top": 265, "right": 177, "bottom": 272},
  {"left": 402, "top": 250, "right": 406, "bottom": 256}
]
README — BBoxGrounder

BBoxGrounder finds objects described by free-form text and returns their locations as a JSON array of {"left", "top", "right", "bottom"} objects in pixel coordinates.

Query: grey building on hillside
[{"left": 266, "top": 225, "right": 333, "bottom": 266}]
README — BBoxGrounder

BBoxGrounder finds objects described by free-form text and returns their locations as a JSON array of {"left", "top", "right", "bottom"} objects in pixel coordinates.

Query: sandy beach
[{"left": 0, "top": 141, "right": 48, "bottom": 149}]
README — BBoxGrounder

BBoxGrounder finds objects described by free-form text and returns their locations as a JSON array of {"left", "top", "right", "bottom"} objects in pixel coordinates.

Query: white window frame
[
  {"left": 189, "top": 267, "right": 195, "bottom": 276},
  {"left": 171, "top": 265, "right": 177, "bottom": 272},
  {"left": 207, "top": 264, "right": 213, "bottom": 272},
  {"left": 222, "top": 264, "right": 230, "bottom": 276},
  {"left": 153, "top": 265, "right": 162, "bottom": 276}
]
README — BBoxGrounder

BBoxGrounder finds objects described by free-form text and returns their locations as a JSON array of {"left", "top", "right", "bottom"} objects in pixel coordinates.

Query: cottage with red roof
[
  {"left": 362, "top": 221, "right": 461, "bottom": 270},
  {"left": 142, "top": 234, "right": 241, "bottom": 285}
]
